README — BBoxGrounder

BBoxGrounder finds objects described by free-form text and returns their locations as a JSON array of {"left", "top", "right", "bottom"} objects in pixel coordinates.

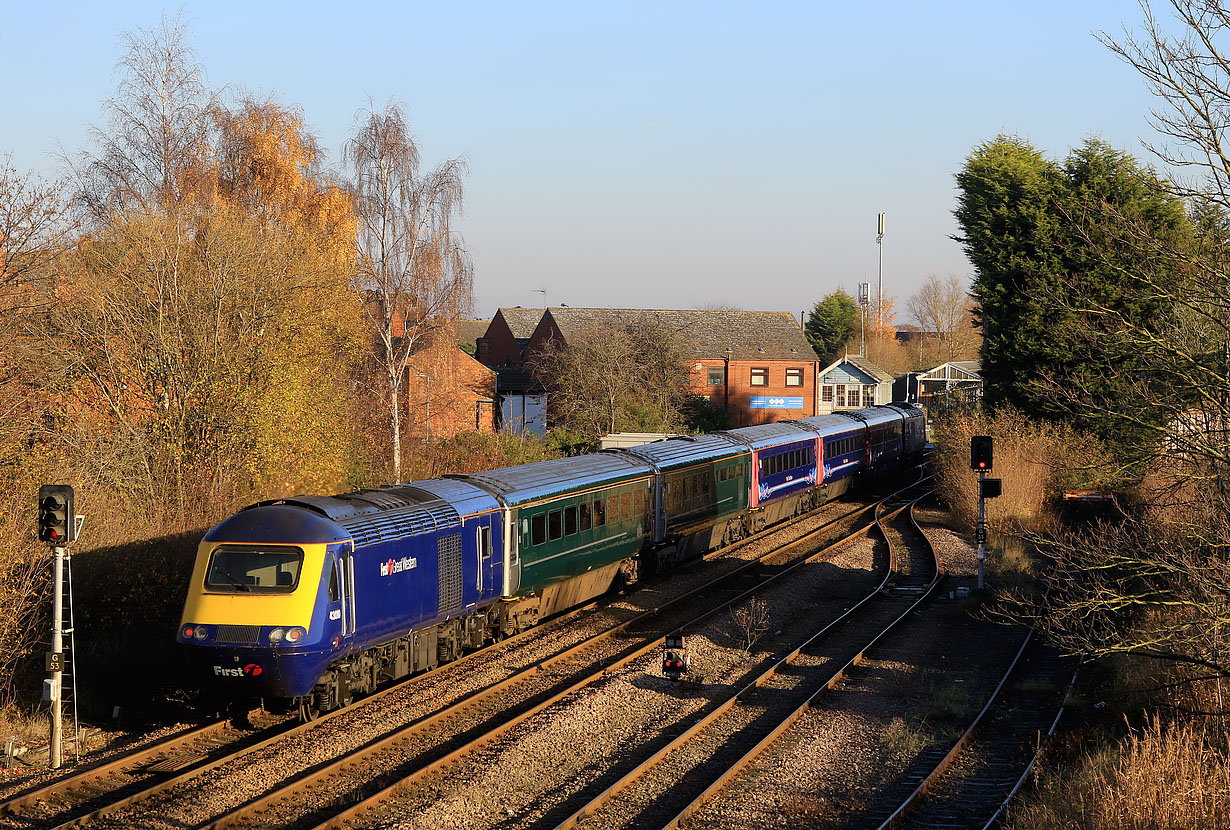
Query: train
[{"left": 177, "top": 402, "right": 926, "bottom": 717}]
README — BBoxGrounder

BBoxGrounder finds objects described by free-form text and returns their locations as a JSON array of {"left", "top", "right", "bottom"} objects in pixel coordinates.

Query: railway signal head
[
  {"left": 662, "top": 634, "right": 689, "bottom": 680},
  {"left": 970, "top": 435, "right": 993, "bottom": 472},
  {"left": 38, "top": 484, "right": 76, "bottom": 545}
]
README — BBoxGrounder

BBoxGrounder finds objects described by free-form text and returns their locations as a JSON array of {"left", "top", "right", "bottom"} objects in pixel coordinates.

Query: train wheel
[{"left": 297, "top": 697, "right": 320, "bottom": 722}]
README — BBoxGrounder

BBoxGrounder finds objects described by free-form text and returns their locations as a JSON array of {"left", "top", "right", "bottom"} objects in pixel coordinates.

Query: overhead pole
[{"left": 876, "top": 212, "right": 886, "bottom": 332}]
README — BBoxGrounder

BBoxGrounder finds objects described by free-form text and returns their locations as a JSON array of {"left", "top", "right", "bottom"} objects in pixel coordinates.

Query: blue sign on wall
[{"left": 749, "top": 396, "right": 805, "bottom": 409}]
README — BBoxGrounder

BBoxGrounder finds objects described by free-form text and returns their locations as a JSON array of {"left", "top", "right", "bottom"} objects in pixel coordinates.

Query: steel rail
[
  {"left": 0, "top": 719, "right": 233, "bottom": 815},
  {"left": 298, "top": 485, "right": 928, "bottom": 830},
  {"left": 549, "top": 492, "right": 931, "bottom": 830},
  {"left": 29, "top": 590, "right": 607, "bottom": 830},
  {"left": 658, "top": 496, "right": 943, "bottom": 830},
  {"left": 876, "top": 587, "right": 1083, "bottom": 829},
  {"left": 978, "top": 656, "right": 1084, "bottom": 830}
]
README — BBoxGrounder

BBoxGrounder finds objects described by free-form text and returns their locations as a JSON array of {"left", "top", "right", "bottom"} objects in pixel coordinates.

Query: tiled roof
[
  {"left": 495, "top": 307, "right": 546, "bottom": 339},
  {"left": 452, "top": 319, "right": 490, "bottom": 348},
  {"left": 819, "top": 355, "right": 896, "bottom": 383},
  {"left": 541, "top": 307, "right": 817, "bottom": 361}
]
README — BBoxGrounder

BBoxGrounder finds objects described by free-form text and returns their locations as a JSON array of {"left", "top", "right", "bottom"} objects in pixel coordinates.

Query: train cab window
[
  {"left": 548, "top": 509, "right": 563, "bottom": 541},
  {"left": 325, "top": 554, "right": 339, "bottom": 602},
  {"left": 580, "top": 502, "right": 592, "bottom": 532},
  {"left": 564, "top": 506, "right": 578, "bottom": 536},
  {"left": 479, "top": 525, "right": 493, "bottom": 559},
  {"left": 594, "top": 498, "right": 606, "bottom": 527},
  {"left": 531, "top": 514, "right": 546, "bottom": 546},
  {"left": 206, "top": 545, "right": 303, "bottom": 594}
]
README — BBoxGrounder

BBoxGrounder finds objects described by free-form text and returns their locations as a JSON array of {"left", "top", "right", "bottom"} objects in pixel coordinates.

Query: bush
[{"left": 929, "top": 405, "right": 1112, "bottom": 535}]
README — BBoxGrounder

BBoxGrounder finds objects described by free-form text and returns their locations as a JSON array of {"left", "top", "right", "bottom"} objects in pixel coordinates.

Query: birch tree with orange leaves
[
  {"left": 346, "top": 100, "right": 472, "bottom": 481},
  {"left": 44, "top": 19, "right": 365, "bottom": 527}
]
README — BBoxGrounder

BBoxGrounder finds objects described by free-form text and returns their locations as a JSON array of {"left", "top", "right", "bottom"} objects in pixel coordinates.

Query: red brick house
[
  {"left": 522, "top": 307, "right": 820, "bottom": 427},
  {"left": 475, "top": 307, "right": 545, "bottom": 367},
  {"left": 403, "top": 328, "right": 497, "bottom": 441}
]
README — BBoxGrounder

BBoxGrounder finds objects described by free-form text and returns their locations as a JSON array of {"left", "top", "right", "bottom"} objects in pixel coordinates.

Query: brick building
[
  {"left": 475, "top": 307, "right": 545, "bottom": 367},
  {"left": 403, "top": 327, "right": 498, "bottom": 441},
  {"left": 522, "top": 307, "right": 820, "bottom": 427}
]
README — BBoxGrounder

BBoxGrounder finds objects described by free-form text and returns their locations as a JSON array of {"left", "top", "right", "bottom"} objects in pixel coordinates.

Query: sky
[{"left": 1, "top": 1, "right": 1170, "bottom": 322}]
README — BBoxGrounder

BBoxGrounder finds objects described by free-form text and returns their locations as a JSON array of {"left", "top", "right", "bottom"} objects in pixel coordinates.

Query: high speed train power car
[{"left": 178, "top": 403, "right": 925, "bottom": 717}]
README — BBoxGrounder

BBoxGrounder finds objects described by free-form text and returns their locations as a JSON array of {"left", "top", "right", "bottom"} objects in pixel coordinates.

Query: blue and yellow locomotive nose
[{"left": 178, "top": 503, "right": 351, "bottom": 700}]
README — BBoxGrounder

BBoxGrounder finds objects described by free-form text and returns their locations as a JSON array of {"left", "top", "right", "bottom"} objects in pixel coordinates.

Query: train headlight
[
  {"left": 285, "top": 627, "right": 305, "bottom": 643},
  {"left": 193, "top": 625, "right": 208, "bottom": 641},
  {"left": 269, "top": 628, "right": 285, "bottom": 643}
]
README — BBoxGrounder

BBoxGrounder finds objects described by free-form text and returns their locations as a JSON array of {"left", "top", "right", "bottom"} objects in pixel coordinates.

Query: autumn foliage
[{"left": 0, "top": 16, "right": 469, "bottom": 710}]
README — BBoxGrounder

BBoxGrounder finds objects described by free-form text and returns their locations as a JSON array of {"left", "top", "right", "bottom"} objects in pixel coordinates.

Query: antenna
[{"left": 533, "top": 288, "right": 547, "bottom": 308}]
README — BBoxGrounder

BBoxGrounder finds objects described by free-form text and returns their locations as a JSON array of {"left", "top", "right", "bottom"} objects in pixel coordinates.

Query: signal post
[
  {"left": 970, "top": 437, "right": 1001, "bottom": 590},
  {"left": 38, "top": 485, "right": 76, "bottom": 769}
]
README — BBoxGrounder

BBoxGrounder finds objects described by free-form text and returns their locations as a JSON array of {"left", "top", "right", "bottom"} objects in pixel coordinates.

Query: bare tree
[
  {"left": 0, "top": 157, "right": 73, "bottom": 312},
  {"left": 1100, "top": 1, "right": 1230, "bottom": 209},
  {"left": 73, "top": 10, "right": 217, "bottom": 221},
  {"left": 905, "top": 273, "right": 979, "bottom": 364},
  {"left": 346, "top": 100, "right": 472, "bottom": 480},
  {"left": 527, "top": 320, "right": 693, "bottom": 440}
]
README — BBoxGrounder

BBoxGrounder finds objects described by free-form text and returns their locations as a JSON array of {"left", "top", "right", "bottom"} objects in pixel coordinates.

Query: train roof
[
  {"left": 409, "top": 478, "right": 501, "bottom": 518},
  {"left": 791, "top": 413, "right": 864, "bottom": 436},
  {"left": 717, "top": 421, "right": 816, "bottom": 451},
  {"left": 841, "top": 406, "right": 904, "bottom": 427},
  {"left": 620, "top": 433, "right": 746, "bottom": 471},
  {"left": 460, "top": 452, "right": 653, "bottom": 507},
  {"left": 203, "top": 503, "right": 352, "bottom": 545}
]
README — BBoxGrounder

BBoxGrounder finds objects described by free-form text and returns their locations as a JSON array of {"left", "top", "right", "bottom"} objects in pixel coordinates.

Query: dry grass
[
  {"left": 1005, "top": 716, "right": 1230, "bottom": 829},
  {"left": 930, "top": 406, "right": 1110, "bottom": 536}
]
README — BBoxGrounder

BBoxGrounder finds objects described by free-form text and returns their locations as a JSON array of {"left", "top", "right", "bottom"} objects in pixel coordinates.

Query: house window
[
  {"left": 822, "top": 385, "right": 834, "bottom": 403},
  {"left": 835, "top": 386, "right": 846, "bottom": 407},
  {"left": 707, "top": 367, "right": 725, "bottom": 386},
  {"left": 785, "top": 369, "right": 804, "bottom": 387},
  {"left": 751, "top": 368, "right": 768, "bottom": 386},
  {"left": 847, "top": 385, "right": 862, "bottom": 407},
  {"left": 864, "top": 385, "right": 876, "bottom": 406}
]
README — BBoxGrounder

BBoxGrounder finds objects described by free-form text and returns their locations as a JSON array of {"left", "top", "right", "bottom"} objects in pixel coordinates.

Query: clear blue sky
[{"left": 1, "top": 1, "right": 1166, "bottom": 321}]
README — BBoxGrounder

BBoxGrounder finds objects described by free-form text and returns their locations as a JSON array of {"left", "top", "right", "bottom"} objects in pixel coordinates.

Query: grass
[{"left": 1005, "top": 716, "right": 1230, "bottom": 829}]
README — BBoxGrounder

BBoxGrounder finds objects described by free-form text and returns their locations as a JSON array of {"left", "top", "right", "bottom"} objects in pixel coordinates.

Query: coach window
[
  {"left": 564, "top": 506, "right": 578, "bottom": 536},
  {"left": 479, "top": 525, "right": 492, "bottom": 559},
  {"left": 750, "top": 367, "right": 768, "bottom": 386},
  {"left": 621, "top": 493, "right": 632, "bottom": 520},
  {"left": 707, "top": 366, "right": 725, "bottom": 386},
  {"left": 548, "top": 509, "right": 563, "bottom": 541},
  {"left": 607, "top": 496, "right": 620, "bottom": 522},
  {"left": 580, "top": 502, "right": 592, "bottom": 532},
  {"left": 531, "top": 514, "right": 546, "bottom": 546},
  {"left": 786, "top": 368, "right": 803, "bottom": 387},
  {"left": 594, "top": 498, "right": 606, "bottom": 527},
  {"left": 634, "top": 490, "right": 644, "bottom": 516}
]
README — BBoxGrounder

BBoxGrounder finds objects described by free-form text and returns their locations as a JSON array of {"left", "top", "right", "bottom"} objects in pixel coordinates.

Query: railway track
[
  {"left": 871, "top": 615, "right": 1080, "bottom": 829},
  {"left": 1, "top": 481, "right": 918, "bottom": 830},
  {"left": 0, "top": 712, "right": 293, "bottom": 829},
  {"left": 543, "top": 493, "right": 940, "bottom": 830}
]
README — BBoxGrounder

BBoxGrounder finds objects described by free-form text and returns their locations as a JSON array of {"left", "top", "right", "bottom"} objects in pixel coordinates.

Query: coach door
[{"left": 337, "top": 542, "right": 356, "bottom": 640}]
